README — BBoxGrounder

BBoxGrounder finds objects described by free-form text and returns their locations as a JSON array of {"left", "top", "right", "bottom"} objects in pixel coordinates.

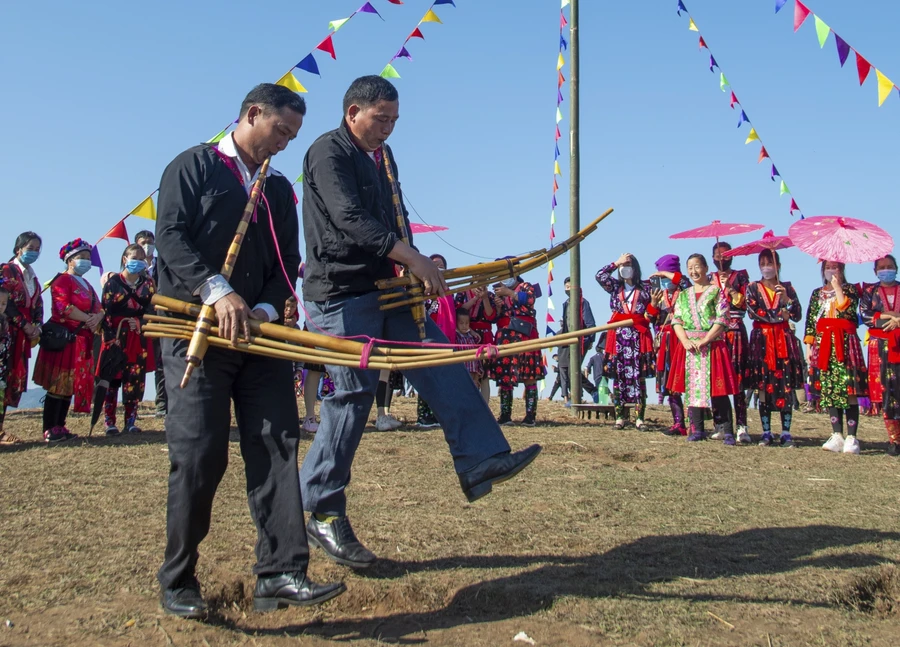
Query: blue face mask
[
  {"left": 20, "top": 250, "right": 40, "bottom": 265},
  {"left": 72, "top": 259, "right": 92, "bottom": 276},
  {"left": 877, "top": 269, "right": 897, "bottom": 284},
  {"left": 125, "top": 259, "right": 148, "bottom": 274},
  {"left": 660, "top": 278, "right": 674, "bottom": 291}
]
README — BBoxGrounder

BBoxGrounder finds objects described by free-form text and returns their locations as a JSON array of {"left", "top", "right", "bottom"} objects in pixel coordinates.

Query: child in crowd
[{"left": 455, "top": 309, "right": 484, "bottom": 388}]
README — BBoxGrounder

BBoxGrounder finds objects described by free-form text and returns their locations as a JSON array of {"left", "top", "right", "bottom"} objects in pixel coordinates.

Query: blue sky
[{"left": 2, "top": 0, "right": 898, "bottom": 392}]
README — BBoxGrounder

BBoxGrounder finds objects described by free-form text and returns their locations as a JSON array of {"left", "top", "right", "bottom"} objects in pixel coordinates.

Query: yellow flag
[
  {"left": 744, "top": 127, "right": 759, "bottom": 144},
  {"left": 688, "top": 18, "right": 698, "bottom": 32},
  {"left": 131, "top": 195, "right": 157, "bottom": 221},
  {"left": 557, "top": 53, "right": 565, "bottom": 70},
  {"left": 876, "top": 69, "right": 894, "bottom": 107},
  {"left": 548, "top": 260, "right": 555, "bottom": 271},
  {"left": 421, "top": 9, "right": 442, "bottom": 23},
  {"left": 276, "top": 71, "right": 307, "bottom": 93},
  {"left": 554, "top": 161, "right": 561, "bottom": 176}
]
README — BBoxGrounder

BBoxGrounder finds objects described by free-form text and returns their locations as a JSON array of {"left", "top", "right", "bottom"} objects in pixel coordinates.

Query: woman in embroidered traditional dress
[
  {"left": 667, "top": 253, "right": 741, "bottom": 444},
  {"left": 98, "top": 244, "right": 156, "bottom": 435},
  {"left": 0, "top": 286, "right": 18, "bottom": 444},
  {"left": 744, "top": 250, "right": 804, "bottom": 447},
  {"left": 0, "top": 232, "right": 44, "bottom": 411},
  {"left": 860, "top": 255, "right": 900, "bottom": 455},
  {"left": 805, "top": 261, "right": 868, "bottom": 454},
  {"left": 491, "top": 276, "right": 545, "bottom": 426},
  {"left": 598, "top": 253, "right": 690, "bottom": 429},
  {"left": 33, "top": 239, "right": 103, "bottom": 443},
  {"left": 648, "top": 254, "right": 688, "bottom": 436},
  {"left": 710, "top": 242, "right": 751, "bottom": 443},
  {"left": 455, "top": 285, "right": 496, "bottom": 403},
  {"left": 416, "top": 254, "right": 457, "bottom": 428}
]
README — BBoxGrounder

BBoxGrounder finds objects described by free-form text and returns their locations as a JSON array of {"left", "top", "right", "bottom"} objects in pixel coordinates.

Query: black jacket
[
  {"left": 301, "top": 120, "right": 411, "bottom": 301},
  {"left": 155, "top": 144, "right": 299, "bottom": 317}
]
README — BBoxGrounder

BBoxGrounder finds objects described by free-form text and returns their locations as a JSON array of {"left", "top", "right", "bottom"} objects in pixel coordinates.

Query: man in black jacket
[
  {"left": 155, "top": 84, "right": 344, "bottom": 619},
  {"left": 299, "top": 76, "right": 541, "bottom": 570}
]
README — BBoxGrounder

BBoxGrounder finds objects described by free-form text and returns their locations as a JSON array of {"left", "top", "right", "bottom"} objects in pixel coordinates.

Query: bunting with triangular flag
[
  {"left": 131, "top": 195, "right": 157, "bottom": 221},
  {"left": 381, "top": 1, "right": 456, "bottom": 79},
  {"left": 275, "top": 71, "right": 307, "bottom": 94},
  {"left": 421, "top": 8, "right": 442, "bottom": 23}
]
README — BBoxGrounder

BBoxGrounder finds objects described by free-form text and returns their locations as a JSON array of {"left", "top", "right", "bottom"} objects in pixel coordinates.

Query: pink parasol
[
  {"left": 669, "top": 220, "right": 764, "bottom": 241},
  {"left": 410, "top": 223, "right": 449, "bottom": 234},
  {"left": 722, "top": 230, "right": 793, "bottom": 258},
  {"left": 788, "top": 216, "right": 894, "bottom": 265}
]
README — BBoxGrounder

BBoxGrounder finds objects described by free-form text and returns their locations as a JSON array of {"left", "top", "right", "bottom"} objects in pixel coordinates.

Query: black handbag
[{"left": 508, "top": 317, "right": 534, "bottom": 336}]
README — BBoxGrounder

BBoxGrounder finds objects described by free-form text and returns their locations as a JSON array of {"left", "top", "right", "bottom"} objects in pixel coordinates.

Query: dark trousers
[
  {"left": 559, "top": 366, "right": 597, "bottom": 399},
  {"left": 154, "top": 340, "right": 167, "bottom": 413},
  {"left": 157, "top": 339, "right": 309, "bottom": 590}
]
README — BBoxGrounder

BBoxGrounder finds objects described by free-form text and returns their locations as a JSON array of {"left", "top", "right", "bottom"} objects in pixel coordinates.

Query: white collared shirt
[
  {"left": 194, "top": 132, "right": 280, "bottom": 322},
  {"left": 13, "top": 257, "right": 37, "bottom": 299}
]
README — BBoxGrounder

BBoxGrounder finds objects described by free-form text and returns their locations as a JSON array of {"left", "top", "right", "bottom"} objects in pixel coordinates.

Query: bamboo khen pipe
[{"left": 179, "top": 157, "right": 271, "bottom": 389}]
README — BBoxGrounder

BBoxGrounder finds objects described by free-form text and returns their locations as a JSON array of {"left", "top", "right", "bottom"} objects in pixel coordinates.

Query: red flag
[
  {"left": 550, "top": 225, "right": 556, "bottom": 239},
  {"left": 789, "top": 199, "right": 800, "bottom": 214},
  {"left": 560, "top": 12, "right": 567, "bottom": 29},
  {"left": 856, "top": 52, "right": 871, "bottom": 85},
  {"left": 316, "top": 34, "right": 336, "bottom": 59},
  {"left": 729, "top": 91, "right": 739, "bottom": 108},
  {"left": 558, "top": 71, "right": 565, "bottom": 88},
  {"left": 698, "top": 36, "right": 707, "bottom": 50},
  {"left": 553, "top": 178, "right": 559, "bottom": 192},
  {"left": 408, "top": 27, "right": 425, "bottom": 40},
  {"left": 547, "top": 312, "right": 556, "bottom": 323},
  {"left": 555, "top": 125, "right": 561, "bottom": 141},
  {"left": 794, "top": 1, "right": 811, "bottom": 32},
  {"left": 386, "top": 0, "right": 403, "bottom": 3},
  {"left": 757, "top": 146, "right": 769, "bottom": 163},
  {"left": 102, "top": 219, "right": 129, "bottom": 242}
]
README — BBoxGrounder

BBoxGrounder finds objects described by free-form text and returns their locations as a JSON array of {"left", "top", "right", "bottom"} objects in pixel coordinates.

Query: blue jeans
[{"left": 300, "top": 291, "right": 511, "bottom": 515}]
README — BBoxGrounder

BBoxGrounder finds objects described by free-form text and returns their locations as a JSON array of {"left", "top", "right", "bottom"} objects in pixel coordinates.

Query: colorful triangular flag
[
  {"left": 556, "top": 107, "right": 563, "bottom": 123},
  {"left": 720, "top": 72, "right": 729, "bottom": 92},
  {"left": 789, "top": 198, "right": 800, "bottom": 214},
  {"left": 296, "top": 53, "right": 320, "bottom": 76},
  {"left": 207, "top": 128, "right": 228, "bottom": 145},
  {"left": 394, "top": 46, "right": 412, "bottom": 60},
  {"left": 554, "top": 161, "right": 561, "bottom": 176},
  {"left": 421, "top": 8, "right": 442, "bottom": 23},
  {"left": 779, "top": 180, "right": 789, "bottom": 196},
  {"left": 775, "top": 0, "right": 788, "bottom": 13},
  {"left": 736, "top": 110, "right": 749, "bottom": 128},
  {"left": 794, "top": 1, "right": 811, "bottom": 32},
  {"left": 294, "top": 173, "right": 304, "bottom": 184},
  {"left": 677, "top": 0, "right": 687, "bottom": 16},
  {"left": 276, "top": 71, "right": 307, "bottom": 93},
  {"left": 380, "top": 63, "right": 401, "bottom": 79},
  {"left": 328, "top": 17, "right": 350, "bottom": 32},
  {"left": 814, "top": 16, "right": 830, "bottom": 48},
  {"left": 551, "top": 211, "right": 556, "bottom": 225},
  {"left": 688, "top": 18, "right": 698, "bottom": 32},
  {"left": 358, "top": 2, "right": 382, "bottom": 18},
  {"left": 744, "top": 127, "right": 758, "bottom": 144},
  {"left": 699, "top": 36, "right": 707, "bottom": 50},
  {"left": 834, "top": 34, "right": 851, "bottom": 67},
  {"left": 102, "top": 219, "right": 129, "bottom": 242},
  {"left": 757, "top": 146, "right": 769, "bottom": 163},
  {"left": 557, "top": 53, "right": 565, "bottom": 70},
  {"left": 771, "top": 164, "right": 780, "bottom": 180},
  {"left": 131, "top": 195, "right": 157, "bottom": 221},
  {"left": 90, "top": 246, "right": 104, "bottom": 275},
  {"left": 408, "top": 27, "right": 425, "bottom": 40},
  {"left": 856, "top": 52, "right": 871, "bottom": 85},
  {"left": 876, "top": 69, "right": 894, "bottom": 106},
  {"left": 729, "top": 91, "right": 739, "bottom": 108},
  {"left": 548, "top": 297, "right": 555, "bottom": 311},
  {"left": 316, "top": 34, "right": 336, "bottom": 59}
]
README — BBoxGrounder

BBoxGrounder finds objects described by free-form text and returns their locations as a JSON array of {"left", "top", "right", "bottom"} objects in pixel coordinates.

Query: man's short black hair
[
  {"left": 343, "top": 75, "right": 399, "bottom": 114},
  {"left": 240, "top": 83, "right": 307, "bottom": 119},
  {"left": 135, "top": 230, "right": 154, "bottom": 244}
]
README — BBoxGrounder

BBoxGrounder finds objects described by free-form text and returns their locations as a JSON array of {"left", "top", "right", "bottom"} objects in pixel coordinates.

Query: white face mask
[
  {"left": 824, "top": 269, "right": 837, "bottom": 284},
  {"left": 619, "top": 266, "right": 634, "bottom": 280},
  {"left": 501, "top": 277, "right": 518, "bottom": 289},
  {"left": 760, "top": 267, "right": 777, "bottom": 280},
  {"left": 141, "top": 243, "right": 155, "bottom": 258}
]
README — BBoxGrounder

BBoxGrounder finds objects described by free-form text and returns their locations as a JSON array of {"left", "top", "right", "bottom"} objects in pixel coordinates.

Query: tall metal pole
[{"left": 567, "top": 0, "right": 583, "bottom": 405}]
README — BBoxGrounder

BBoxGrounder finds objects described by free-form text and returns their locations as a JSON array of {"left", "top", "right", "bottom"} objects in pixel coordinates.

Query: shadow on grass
[{"left": 217, "top": 524, "right": 900, "bottom": 642}]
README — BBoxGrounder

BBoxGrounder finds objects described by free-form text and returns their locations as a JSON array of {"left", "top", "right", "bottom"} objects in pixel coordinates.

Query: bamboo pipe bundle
[{"left": 375, "top": 208, "right": 614, "bottom": 310}]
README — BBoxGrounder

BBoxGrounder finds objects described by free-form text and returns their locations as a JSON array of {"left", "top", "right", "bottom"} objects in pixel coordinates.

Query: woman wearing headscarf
[
  {"left": 32, "top": 238, "right": 103, "bottom": 442},
  {"left": 0, "top": 232, "right": 44, "bottom": 412},
  {"left": 648, "top": 254, "right": 688, "bottom": 435}
]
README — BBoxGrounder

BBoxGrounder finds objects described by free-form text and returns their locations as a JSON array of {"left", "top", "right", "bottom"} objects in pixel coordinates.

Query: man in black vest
[{"left": 155, "top": 84, "right": 344, "bottom": 618}]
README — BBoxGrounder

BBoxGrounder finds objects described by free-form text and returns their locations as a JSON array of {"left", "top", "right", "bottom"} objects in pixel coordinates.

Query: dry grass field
[{"left": 1, "top": 396, "right": 899, "bottom": 646}]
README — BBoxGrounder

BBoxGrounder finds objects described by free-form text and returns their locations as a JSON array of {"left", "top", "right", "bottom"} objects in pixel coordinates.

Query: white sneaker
[
  {"left": 376, "top": 414, "right": 402, "bottom": 431},
  {"left": 302, "top": 416, "right": 319, "bottom": 433},
  {"left": 635, "top": 419, "right": 645, "bottom": 430},
  {"left": 822, "top": 433, "right": 844, "bottom": 453},
  {"left": 843, "top": 435, "right": 861, "bottom": 455},
  {"left": 736, "top": 426, "right": 752, "bottom": 444},
  {"left": 710, "top": 431, "right": 723, "bottom": 440}
]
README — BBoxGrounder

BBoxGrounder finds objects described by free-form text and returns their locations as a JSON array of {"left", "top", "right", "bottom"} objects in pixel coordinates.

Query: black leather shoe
[
  {"left": 253, "top": 572, "right": 346, "bottom": 611},
  {"left": 161, "top": 581, "right": 208, "bottom": 619},
  {"left": 307, "top": 516, "right": 377, "bottom": 569},
  {"left": 888, "top": 442, "right": 900, "bottom": 457},
  {"left": 458, "top": 444, "right": 542, "bottom": 503}
]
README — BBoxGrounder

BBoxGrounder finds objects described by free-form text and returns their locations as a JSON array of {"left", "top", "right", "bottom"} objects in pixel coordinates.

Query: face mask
[
  {"left": 824, "top": 269, "right": 837, "bottom": 283},
  {"left": 760, "top": 267, "right": 777, "bottom": 280},
  {"left": 714, "top": 259, "right": 732, "bottom": 272},
  {"left": 125, "top": 259, "right": 148, "bottom": 274},
  {"left": 660, "top": 278, "right": 674, "bottom": 291},
  {"left": 20, "top": 250, "right": 40, "bottom": 265},
  {"left": 502, "top": 277, "right": 518, "bottom": 289},
  {"left": 141, "top": 243, "right": 155, "bottom": 258},
  {"left": 619, "top": 266, "right": 634, "bottom": 280},
  {"left": 73, "top": 259, "right": 92, "bottom": 276},
  {"left": 877, "top": 269, "right": 898, "bottom": 284}
]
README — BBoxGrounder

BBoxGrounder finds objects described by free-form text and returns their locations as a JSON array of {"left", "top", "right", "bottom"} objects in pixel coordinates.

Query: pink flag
[{"left": 794, "top": 1, "right": 811, "bottom": 32}]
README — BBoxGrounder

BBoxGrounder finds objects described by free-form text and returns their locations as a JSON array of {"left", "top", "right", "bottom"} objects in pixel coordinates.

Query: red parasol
[
  {"left": 669, "top": 220, "right": 764, "bottom": 241},
  {"left": 410, "top": 223, "right": 449, "bottom": 234},
  {"left": 788, "top": 216, "right": 894, "bottom": 265},
  {"left": 722, "top": 230, "right": 793, "bottom": 258}
]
